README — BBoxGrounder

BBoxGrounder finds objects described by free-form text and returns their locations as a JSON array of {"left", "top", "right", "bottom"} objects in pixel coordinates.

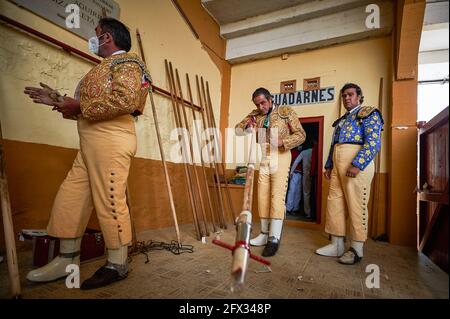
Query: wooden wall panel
[
  {"left": 389, "top": 127, "right": 418, "bottom": 246},
  {"left": 0, "top": 140, "right": 205, "bottom": 250},
  {"left": 418, "top": 108, "right": 449, "bottom": 272}
]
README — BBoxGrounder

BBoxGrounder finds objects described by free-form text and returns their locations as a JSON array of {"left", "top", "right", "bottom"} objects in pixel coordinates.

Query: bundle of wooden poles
[
  {"left": 164, "top": 60, "right": 237, "bottom": 239},
  {"left": 133, "top": 30, "right": 236, "bottom": 245}
]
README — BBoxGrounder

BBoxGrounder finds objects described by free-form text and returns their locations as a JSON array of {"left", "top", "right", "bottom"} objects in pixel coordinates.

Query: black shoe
[
  {"left": 338, "top": 247, "right": 362, "bottom": 265},
  {"left": 262, "top": 238, "right": 280, "bottom": 257},
  {"left": 80, "top": 265, "right": 127, "bottom": 290}
]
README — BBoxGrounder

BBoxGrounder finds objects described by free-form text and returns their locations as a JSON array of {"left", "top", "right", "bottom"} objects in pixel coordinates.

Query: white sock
[
  {"left": 331, "top": 235, "right": 344, "bottom": 246},
  {"left": 60, "top": 237, "right": 82, "bottom": 254},
  {"left": 260, "top": 218, "right": 270, "bottom": 234},
  {"left": 351, "top": 240, "right": 364, "bottom": 257},
  {"left": 269, "top": 219, "right": 283, "bottom": 240},
  {"left": 107, "top": 245, "right": 128, "bottom": 265}
]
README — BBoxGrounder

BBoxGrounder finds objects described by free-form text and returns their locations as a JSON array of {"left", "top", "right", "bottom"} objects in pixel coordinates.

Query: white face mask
[{"left": 88, "top": 33, "right": 106, "bottom": 55}]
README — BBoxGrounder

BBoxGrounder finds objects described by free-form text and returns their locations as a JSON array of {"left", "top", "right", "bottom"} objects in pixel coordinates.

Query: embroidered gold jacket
[
  {"left": 235, "top": 104, "right": 306, "bottom": 151},
  {"left": 78, "top": 52, "right": 148, "bottom": 121}
]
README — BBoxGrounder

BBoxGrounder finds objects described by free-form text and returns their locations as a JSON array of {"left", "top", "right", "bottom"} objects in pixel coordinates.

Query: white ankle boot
[
  {"left": 315, "top": 235, "right": 344, "bottom": 257},
  {"left": 250, "top": 219, "right": 269, "bottom": 246},
  {"left": 27, "top": 237, "right": 82, "bottom": 282}
]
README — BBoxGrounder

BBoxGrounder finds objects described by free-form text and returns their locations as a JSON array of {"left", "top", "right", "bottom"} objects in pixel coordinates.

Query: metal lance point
[
  {"left": 230, "top": 211, "right": 252, "bottom": 289},
  {"left": 212, "top": 212, "right": 271, "bottom": 292}
]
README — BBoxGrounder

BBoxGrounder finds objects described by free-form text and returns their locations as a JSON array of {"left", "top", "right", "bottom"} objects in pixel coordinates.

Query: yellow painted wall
[
  {"left": 0, "top": 0, "right": 222, "bottom": 162},
  {"left": 0, "top": 0, "right": 227, "bottom": 250},
  {"left": 227, "top": 37, "right": 393, "bottom": 174}
]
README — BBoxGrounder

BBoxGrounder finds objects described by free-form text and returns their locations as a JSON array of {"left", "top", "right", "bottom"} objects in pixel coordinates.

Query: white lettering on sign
[{"left": 272, "top": 87, "right": 335, "bottom": 106}]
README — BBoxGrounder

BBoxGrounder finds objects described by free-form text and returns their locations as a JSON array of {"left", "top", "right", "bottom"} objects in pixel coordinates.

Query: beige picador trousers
[
  {"left": 325, "top": 144, "right": 375, "bottom": 242},
  {"left": 258, "top": 147, "right": 291, "bottom": 220},
  {"left": 47, "top": 115, "right": 136, "bottom": 249}
]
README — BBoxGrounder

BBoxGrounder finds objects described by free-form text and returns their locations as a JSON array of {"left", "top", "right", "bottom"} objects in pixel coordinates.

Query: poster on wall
[
  {"left": 272, "top": 86, "right": 335, "bottom": 106},
  {"left": 10, "top": 0, "right": 120, "bottom": 40}
]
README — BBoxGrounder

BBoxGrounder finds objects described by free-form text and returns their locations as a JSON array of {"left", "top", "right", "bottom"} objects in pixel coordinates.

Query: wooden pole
[
  {"left": 200, "top": 77, "right": 232, "bottom": 223},
  {"left": 135, "top": 29, "right": 182, "bottom": 244},
  {"left": 165, "top": 60, "right": 203, "bottom": 239},
  {"left": 185, "top": 74, "right": 219, "bottom": 232},
  {"left": 171, "top": 65, "right": 210, "bottom": 236},
  {"left": 0, "top": 121, "right": 21, "bottom": 298},
  {"left": 370, "top": 77, "right": 384, "bottom": 239},
  {"left": 196, "top": 75, "right": 228, "bottom": 227},
  {"left": 241, "top": 131, "right": 257, "bottom": 212},
  {"left": 205, "top": 81, "right": 238, "bottom": 220},
  {"left": 231, "top": 128, "right": 257, "bottom": 289}
]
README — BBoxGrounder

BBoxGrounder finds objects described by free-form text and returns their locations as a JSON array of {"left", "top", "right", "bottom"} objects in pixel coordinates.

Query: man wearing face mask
[
  {"left": 23, "top": 18, "right": 149, "bottom": 289},
  {"left": 235, "top": 88, "right": 306, "bottom": 257},
  {"left": 316, "top": 83, "right": 383, "bottom": 265}
]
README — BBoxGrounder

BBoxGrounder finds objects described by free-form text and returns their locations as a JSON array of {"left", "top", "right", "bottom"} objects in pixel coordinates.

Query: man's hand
[
  {"left": 346, "top": 165, "right": 360, "bottom": 178},
  {"left": 278, "top": 138, "right": 284, "bottom": 147},
  {"left": 324, "top": 168, "right": 332, "bottom": 180},
  {"left": 52, "top": 97, "right": 81, "bottom": 118},
  {"left": 246, "top": 116, "right": 257, "bottom": 129},
  {"left": 24, "top": 82, "right": 62, "bottom": 106}
]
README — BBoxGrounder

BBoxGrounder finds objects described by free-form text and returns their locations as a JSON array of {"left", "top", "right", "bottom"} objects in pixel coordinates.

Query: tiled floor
[{"left": 0, "top": 224, "right": 448, "bottom": 299}]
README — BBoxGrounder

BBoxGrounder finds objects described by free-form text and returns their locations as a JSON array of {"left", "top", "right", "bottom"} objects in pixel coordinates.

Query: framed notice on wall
[{"left": 10, "top": 0, "right": 120, "bottom": 40}]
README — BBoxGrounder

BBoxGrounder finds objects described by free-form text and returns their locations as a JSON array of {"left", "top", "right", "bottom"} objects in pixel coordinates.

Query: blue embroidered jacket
[{"left": 325, "top": 106, "right": 384, "bottom": 171}]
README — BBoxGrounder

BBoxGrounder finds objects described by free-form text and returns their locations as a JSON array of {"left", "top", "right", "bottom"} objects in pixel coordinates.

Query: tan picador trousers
[
  {"left": 258, "top": 148, "right": 291, "bottom": 220},
  {"left": 47, "top": 115, "right": 137, "bottom": 249},
  {"left": 325, "top": 144, "right": 375, "bottom": 242}
]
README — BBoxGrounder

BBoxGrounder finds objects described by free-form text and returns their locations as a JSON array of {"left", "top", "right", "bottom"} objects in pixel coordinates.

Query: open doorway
[{"left": 285, "top": 117, "right": 323, "bottom": 223}]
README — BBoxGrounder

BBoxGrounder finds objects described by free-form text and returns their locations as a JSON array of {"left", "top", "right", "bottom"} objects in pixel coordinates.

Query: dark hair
[
  {"left": 340, "top": 83, "right": 364, "bottom": 104},
  {"left": 252, "top": 87, "right": 272, "bottom": 101},
  {"left": 98, "top": 18, "right": 131, "bottom": 52}
]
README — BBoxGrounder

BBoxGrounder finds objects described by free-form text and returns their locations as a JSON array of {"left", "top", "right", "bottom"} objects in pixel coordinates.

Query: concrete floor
[{"left": 0, "top": 224, "right": 448, "bottom": 299}]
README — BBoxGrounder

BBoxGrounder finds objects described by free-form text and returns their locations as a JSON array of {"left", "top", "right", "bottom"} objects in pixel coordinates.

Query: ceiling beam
[
  {"left": 201, "top": 0, "right": 312, "bottom": 25},
  {"left": 419, "top": 49, "right": 449, "bottom": 64},
  {"left": 220, "top": 0, "right": 376, "bottom": 39},
  {"left": 424, "top": 0, "right": 449, "bottom": 25},
  {"left": 226, "top": 1, "right": 394, "bottom": 64}
]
